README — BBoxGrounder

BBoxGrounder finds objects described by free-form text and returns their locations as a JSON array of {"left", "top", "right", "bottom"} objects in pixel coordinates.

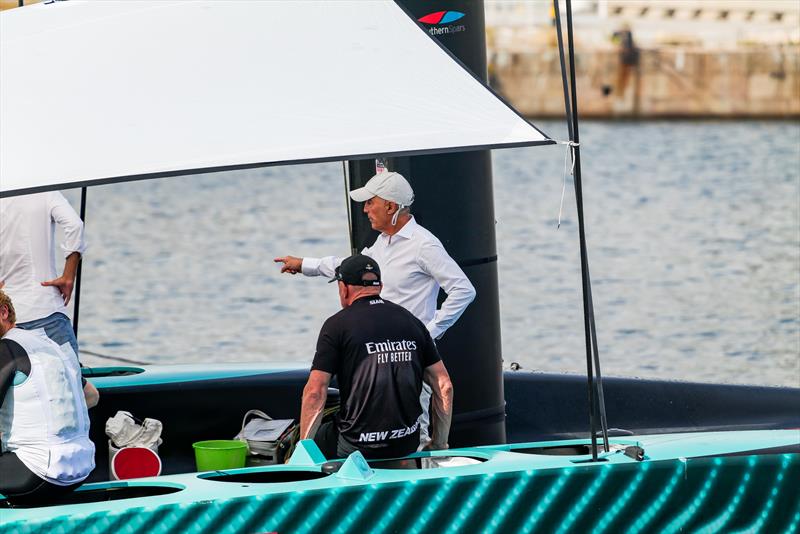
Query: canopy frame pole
[
  {"left": 553, "top": 0, "right": 610, "bottom": 458},
  {"left": 72, "top": 187, "right": 87, "bottom": 337},
  {"left": 342, "top": 161, "right": 357, "bottom": 255}
]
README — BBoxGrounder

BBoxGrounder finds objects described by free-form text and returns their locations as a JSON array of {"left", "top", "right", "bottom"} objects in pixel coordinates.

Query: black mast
[
  {"left": 348, "top": 0, "right": 506, "bottom": 447},
  {"left": 553, "top": 0, "right": 609, "bottom": 458}
]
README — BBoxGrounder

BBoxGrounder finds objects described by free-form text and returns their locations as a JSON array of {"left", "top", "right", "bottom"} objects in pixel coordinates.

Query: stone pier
[{"left": 490, "top": 45, "right": 800, "bottom": 119}]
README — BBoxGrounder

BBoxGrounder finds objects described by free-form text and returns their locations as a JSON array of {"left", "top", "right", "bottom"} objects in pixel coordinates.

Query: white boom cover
[{"left": 0, "top": 0, "right": 549, "bottom": 197}]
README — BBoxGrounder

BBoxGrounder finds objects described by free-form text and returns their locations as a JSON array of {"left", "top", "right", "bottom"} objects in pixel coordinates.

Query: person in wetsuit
[
  {"left": 299, "top": 254, "right": 453, "bottom": 460},
  {"left": 0, "top": 290, "right": 95, "bottom": 505}
]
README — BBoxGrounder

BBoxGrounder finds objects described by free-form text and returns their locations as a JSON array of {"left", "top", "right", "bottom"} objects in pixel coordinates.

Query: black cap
[{"left": 329, "top": 254, "right": 382, "bottom": 286}]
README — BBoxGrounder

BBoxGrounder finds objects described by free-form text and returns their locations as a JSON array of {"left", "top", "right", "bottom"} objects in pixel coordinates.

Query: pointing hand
[{"left": 274, "top": 256, "right": 303, "bottom": 275}]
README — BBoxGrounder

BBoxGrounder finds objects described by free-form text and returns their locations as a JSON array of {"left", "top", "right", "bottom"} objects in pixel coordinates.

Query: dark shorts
[
  {"left": 313, "top": 420, "right": 343, "bottom": 459},
  {"left": 0, "top": 451, "right": 80, "bottom": 506},
  {"left": 313, "top": 421, "right": 417, "bottom": 460}
]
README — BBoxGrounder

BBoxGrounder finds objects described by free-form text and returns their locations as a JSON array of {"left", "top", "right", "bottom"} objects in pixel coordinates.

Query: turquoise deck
[
  {"left": 2, "top": 430, "right": 798, "bottom": 533},
  {"left": 83, "top": 363, "right": 300, "bottom": 389}
]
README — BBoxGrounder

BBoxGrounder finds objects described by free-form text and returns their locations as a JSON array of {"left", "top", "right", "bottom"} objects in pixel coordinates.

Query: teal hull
[{"left": 2, "top": 430, "right": 798, "bottom": 533}]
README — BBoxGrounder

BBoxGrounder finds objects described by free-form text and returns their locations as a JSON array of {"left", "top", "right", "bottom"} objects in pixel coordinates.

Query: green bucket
[{"left": 192, "top": 440, "right": 248, "bottom": 471}]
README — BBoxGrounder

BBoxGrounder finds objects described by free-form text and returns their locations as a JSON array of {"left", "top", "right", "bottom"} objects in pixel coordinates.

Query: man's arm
[
  {"left": 42, "top": 193, "right": 86, "bottom": 305},
  {"left": 422, "top": 361, "right": 453, "bottom": 450},
  {"left": 419, "top": 242, "right": 476, "bottom": 340},
  {"left": 275, "top": 240, "right": 374, "bottom": 278},
  {"left": 274, "top": 256, "right": 343, "bottom": 278},
  {"left": 300, "top": 370, "right": 331, "bottom": 440},
  {"left": 83, "top": 380, "right": 99, "bottom": 409},
  {"left": 41, "top": 252, "right": 80, "bottom": 305}
]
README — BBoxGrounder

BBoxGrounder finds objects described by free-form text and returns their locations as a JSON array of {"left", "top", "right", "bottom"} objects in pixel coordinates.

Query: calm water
[{"left": 62, "top": 121, "right": 800, "bottom": 387}]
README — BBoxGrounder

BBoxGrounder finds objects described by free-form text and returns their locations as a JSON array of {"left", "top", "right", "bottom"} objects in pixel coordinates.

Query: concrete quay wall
[{"left": 491, "top": 46, "right": 800, "bottom": 119}]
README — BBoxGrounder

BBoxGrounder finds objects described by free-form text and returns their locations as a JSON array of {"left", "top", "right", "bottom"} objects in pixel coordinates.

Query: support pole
[
  {"left": 554, "top": 0, "right": 610, "bottom": 457},
  {"left": 72, "top": 187, "right": 87, "bottom": 337}
]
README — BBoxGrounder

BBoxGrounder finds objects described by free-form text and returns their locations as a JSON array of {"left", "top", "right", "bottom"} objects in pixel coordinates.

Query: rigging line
[
  {"left": 587, "top": 274, "right": 610, "bottom": 451},
  {"left": 557, "top": 141, "right": 609, "bottom": 450},
  {"left": 566, "top": 0, "right": 609, "bottom": 453},
  {"left": 553, "top": 6, "right": 574, "bottom": 142},
  {"left": 556, "top": 140, "right": 579, "bottom": 229},
  {"left": 553, "top": 0, "right": 598, "bottom": 459},
  {"left": 565, "top": 0, "right": 610, "bottom": 457},
  {"left": 558, "top": 146, "right": 569, "bottom": 229},
  {"left": 72, "top": 186, "right": 87, "bottom": 337},
  {"left": 565, "top": 0, "right": 608, "bottom": 455},
  {"left": 80, "top": 349, "right": 149, "bottom": 366},
  {"left": 552, "top": 0, "right": 575, "bottom": 230},
  {"left": 556, "top": 149, "right": 569, "bottom": 230}
]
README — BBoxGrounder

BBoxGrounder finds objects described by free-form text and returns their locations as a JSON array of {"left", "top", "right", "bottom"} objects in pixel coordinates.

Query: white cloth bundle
[{"left": 105, "top": 411, "right": 162, "bottom": 449}]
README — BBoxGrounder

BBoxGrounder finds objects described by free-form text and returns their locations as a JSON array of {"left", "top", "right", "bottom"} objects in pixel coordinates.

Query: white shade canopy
[{"left": 0, "top": 0, "right": 551, "bottom": 197}]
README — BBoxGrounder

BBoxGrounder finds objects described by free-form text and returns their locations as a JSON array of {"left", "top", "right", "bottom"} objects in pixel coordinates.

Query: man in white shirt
[
  {"left": 275, "top": 171, "right": 475, "bottom": 445},
  {"left": 0, "top": 192, "right": 99, "bottom": 405},
  {"left": 0, "top": 192, "right": 86, "bottom": 359}
]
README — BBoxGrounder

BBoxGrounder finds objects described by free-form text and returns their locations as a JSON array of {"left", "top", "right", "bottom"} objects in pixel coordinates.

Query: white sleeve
[
  {"left": 49, "top": 192, "right": 86, "bottom": 257},
  {"left": 301, "top": 256, "right": 344, "bottom": 278},
  {"left": 301, "top": 240, "right": 375, "bottom": 278},
  {"left": 418, "top": 241, "right": 476, "bottom": 340}
]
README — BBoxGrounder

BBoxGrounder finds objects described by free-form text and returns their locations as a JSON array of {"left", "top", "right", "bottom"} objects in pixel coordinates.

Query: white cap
[{"left": 349, "top": 171, "right": 415, "bottom": 206}]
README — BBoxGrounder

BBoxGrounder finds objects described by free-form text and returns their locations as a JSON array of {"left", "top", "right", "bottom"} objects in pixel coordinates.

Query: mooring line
[{"left": 80, "top": 349, "right": 149, "bottom": 365}]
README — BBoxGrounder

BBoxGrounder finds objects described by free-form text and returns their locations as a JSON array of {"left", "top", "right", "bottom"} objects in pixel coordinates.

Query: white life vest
[{"left": 0, "top": 328, "right": 95, "bottom": 486}]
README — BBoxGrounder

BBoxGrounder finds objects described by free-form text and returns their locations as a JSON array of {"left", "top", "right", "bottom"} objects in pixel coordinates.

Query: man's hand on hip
[{"left": 41, "top": 276, "right": 75, "bottom": 305}]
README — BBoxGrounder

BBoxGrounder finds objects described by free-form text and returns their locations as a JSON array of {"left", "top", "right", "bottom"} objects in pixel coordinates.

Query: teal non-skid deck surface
[{"left": 1, "top": 430, "right": 798, "bottom": 533}]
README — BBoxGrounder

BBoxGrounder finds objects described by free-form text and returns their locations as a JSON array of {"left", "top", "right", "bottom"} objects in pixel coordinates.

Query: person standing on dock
[
  {"left": 275, "top": 171, "right": 475, "bottom": 447},
  {"left": 0, "top": 192, "right": 99, "bottom": 405},
  {"left": 611, "top": 22, "right": 639, "bottom": 102},
  {"left": 298, "top": 254, "right": 453, "bottom": 460}
]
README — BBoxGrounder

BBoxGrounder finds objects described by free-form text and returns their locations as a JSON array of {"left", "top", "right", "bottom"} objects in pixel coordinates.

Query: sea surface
[{"left": 63, "top": 120, "right": 800, "bottom": 388}]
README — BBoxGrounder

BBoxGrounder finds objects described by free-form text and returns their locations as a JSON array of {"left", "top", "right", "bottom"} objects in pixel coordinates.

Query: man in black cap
[{"left": 299, "top": 254, "right": 453, "bottom": 459}]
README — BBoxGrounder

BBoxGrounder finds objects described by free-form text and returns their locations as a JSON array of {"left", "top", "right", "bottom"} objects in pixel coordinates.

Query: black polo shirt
[{"left": 312, "top": 295, "right": 441, "bottom": 459}]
